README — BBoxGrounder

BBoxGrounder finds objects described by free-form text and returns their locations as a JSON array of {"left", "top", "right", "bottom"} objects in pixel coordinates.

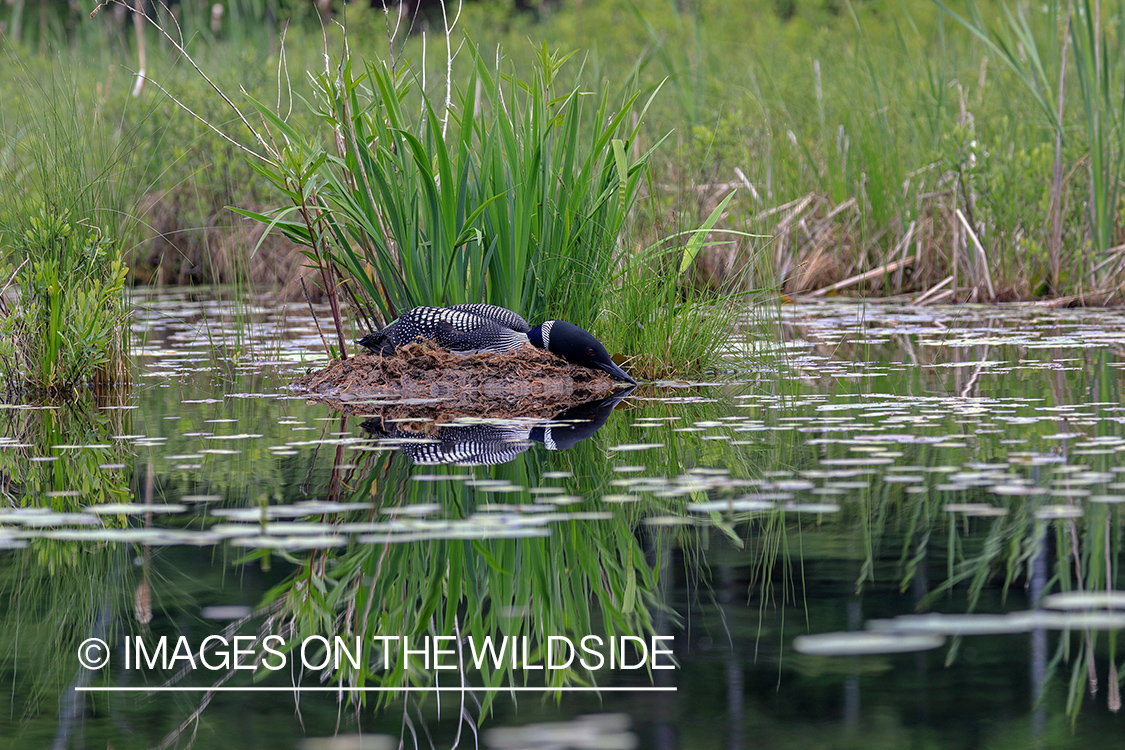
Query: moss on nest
[{"left": 291, "top": 341, "right": 621, "bottom": 420}]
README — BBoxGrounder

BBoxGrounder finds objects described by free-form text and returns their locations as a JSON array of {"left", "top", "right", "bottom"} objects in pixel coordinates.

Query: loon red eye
[{"left": 586, "top": 347, "right": 595, "bottom": 356}]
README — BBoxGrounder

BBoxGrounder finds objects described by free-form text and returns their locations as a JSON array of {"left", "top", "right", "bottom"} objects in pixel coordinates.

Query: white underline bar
[{"left": 76, "top": 686, "right": 676, "bottom": 693}]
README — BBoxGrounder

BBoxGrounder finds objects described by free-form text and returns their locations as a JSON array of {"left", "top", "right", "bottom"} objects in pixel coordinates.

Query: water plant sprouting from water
[
  {"left": 237, "top": 39, "right": 667, "bottom": 352},
  {"left": 0, "top": 63, "right": 137, "bottom": 400},
  {"left": 0, "top": 211, "right": 129, "bottom": 398}
]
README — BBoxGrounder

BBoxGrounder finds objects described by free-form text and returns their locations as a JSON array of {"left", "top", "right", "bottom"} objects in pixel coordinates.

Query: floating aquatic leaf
[
  {"left": 546, "top": 495, "right": 583, "bottom": 505},
  {"left": 868, "top": 613, "right": 1033, "bottom": 636},
  {"left": 780, "top": 502, "right": 841, "bottom": 514},
  {"left": 608, "top": 443, "right": 666, "bottom": 452},
  {"left": 231, "top": 535, "right": 346, "bottom": 549},
  {"left": 1009, "top": 610, "right": 1125, "bottom": 630},
  {"left": 642, "top": 516, "right": 697, "bottom": 527},
  {"left": 463, "top": 479, "right": 516, "bottom": 489},
  {"left": 601, "top": 494, "right": 640, "bottom": 503},
  {"left": 793, "top": 631, "right": 945, "bottom": 655},
  {"left": 33, "top": 528, "right": 195, "bottom": 544},
  {"left": 688, "top": 496, "right": 782, "bottom": 512},
  {"left": 380, "top": 504, "right": 442, "bottom": 516},
  {"left": 477, "top": 503, "right": 551, "bottom": 513},
  {"left": 362, "top": 526, "right": 553, "bottom": 543},
  {"left": 88, "top": 504, "right": 188, "bottom": 515},
  {"left": 1043, "top": 591, "right": 1125, "bottom": 610},
  {"left": 257, "top": 522, "right": 337, "bottom": 535},
  {"left": 943, "top": 503, "right": 1009, "bottom": 517},
  {"left": 990, "top": 484, "right": 1048, "bottom": 496},
  {"left": 180, "top": 494, "right": 223, "bottom": 503},
  {"left": 200, "top": 605, "right": 253, "bottom": 620},
  {"left": 766, "top": 480, "right": 815, "bottom": 491},
  {"left": 1035, "top": 506, "right": 1085, "bottom": 519},
  {"left": 821, "top": 457, "right": 896, "bottom": 466}
]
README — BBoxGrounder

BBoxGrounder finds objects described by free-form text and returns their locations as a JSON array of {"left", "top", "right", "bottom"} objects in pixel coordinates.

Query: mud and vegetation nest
[{"left": 291, "top": 341, "right": 622, "bottom": 420}]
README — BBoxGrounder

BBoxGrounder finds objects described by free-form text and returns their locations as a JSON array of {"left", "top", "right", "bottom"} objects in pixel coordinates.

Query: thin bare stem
[
  {"left": 1048, "top": 4, "right": 1072, "bottom": 291},
  {"left": 277, "top": 22, "right": 293, "bottom": 121},
  {"left": 91, "top": 0, "right": 271, "bottom": 157},
  {"left": 439, "top": 0, "right": 465, "bottom": 135},
  {"left": 301, "top": 276, "right": 332, "bottom": 359},
  {"left": 130, "top": 0, "right": 146, "bottom": 97}
]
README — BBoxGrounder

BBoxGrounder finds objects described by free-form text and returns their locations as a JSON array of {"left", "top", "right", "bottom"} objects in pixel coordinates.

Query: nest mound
[{"left": 291, "top": 341, "right": 621, "bottom": 420}]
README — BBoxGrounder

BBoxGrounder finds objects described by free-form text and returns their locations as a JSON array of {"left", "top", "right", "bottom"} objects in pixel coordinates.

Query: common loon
[{"left": 356, "top": 304, "right": 637, "bottom": 385}]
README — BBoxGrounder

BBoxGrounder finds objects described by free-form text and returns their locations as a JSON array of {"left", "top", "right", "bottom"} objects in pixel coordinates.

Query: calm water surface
[{"left": 3, "top": 294, "right": 1125, "bottom": 749}]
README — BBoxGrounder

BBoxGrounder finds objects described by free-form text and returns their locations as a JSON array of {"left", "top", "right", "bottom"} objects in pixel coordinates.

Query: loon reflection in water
[{"left": 360, "top": 388, "right": 635, "bottom": 466}]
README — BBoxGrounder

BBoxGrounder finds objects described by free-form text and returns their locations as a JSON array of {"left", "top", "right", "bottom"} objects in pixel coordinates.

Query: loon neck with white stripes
[{"left": 528, "top": 320, "right": 555, "bottom": 351}]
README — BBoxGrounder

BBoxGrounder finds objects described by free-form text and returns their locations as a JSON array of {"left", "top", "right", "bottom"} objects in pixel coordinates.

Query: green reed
[
  {"left": 934, "top": 0, "right": 1125, "bottom": 293},
  {"left": 240, "top": 37, "right": 662, "bottom": 348},
  {"left": 0, "top": 63, "right": 137, "bottom": 398}
]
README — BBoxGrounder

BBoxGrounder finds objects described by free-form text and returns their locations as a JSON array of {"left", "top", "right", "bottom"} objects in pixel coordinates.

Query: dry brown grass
[{"left": 132, "top": 191, "right": 314, "bottom": 298}]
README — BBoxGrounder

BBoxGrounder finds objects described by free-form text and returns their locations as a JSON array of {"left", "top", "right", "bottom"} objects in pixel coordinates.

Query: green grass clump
[
  {"left": 242, "top": 39, "right": 656, "bottom": 333},
  {"left": 235, "top": 32, "right": 740, "bottom": 377},
  {"left": 0, "top": 63, "right": 135, "bottom": 398},
  {"left": 0, "top": 211, "right": 129, "bottom": 397}
]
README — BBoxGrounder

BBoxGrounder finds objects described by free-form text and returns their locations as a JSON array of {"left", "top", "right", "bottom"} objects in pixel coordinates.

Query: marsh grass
[
  {"left": 19, "top": 0, "right": 1125, "bottom": 305},
  {"left": 604, "top": 195, "right": 755, "bottom": 379},
  {"left": 0, "top": 61, "right": 141, "bottom": 397},
  {"left": 934, "top": 0, "right": 1125, "bottom": 298}
]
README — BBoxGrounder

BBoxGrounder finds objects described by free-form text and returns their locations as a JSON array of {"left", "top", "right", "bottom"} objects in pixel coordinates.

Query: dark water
[{"left": 2, "top": 294, "right": 1124, "bottom": 748}]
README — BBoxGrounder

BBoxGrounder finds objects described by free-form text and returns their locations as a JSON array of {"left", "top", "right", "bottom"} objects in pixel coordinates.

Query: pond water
[{"left": 3, "top": 293, "right": 1125, "bottom": 748}]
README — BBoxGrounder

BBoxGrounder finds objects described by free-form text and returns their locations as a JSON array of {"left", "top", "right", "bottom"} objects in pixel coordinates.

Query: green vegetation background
[{"left": 1, "top": 0, "right": 1119, "bottom": 312}]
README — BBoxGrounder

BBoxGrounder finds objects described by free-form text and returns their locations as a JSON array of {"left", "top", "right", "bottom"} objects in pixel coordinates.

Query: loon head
[
  {"left": 356, "top": 331, "right": 395, "bottom": 356},
  {"left": 529, "top": 320, "right": 637, "bottom": 385}
]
